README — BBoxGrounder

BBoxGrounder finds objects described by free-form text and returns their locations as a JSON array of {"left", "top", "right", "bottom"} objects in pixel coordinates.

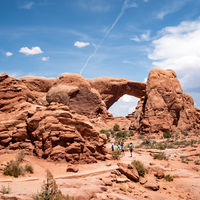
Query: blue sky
[{"left": 1, "top": 0, "right": 200, "bottom": 116}]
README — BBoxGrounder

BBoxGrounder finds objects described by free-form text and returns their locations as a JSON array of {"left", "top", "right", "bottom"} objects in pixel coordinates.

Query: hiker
[
  {"left": 129, "top": 142, "right": 133, "bottom": 157},
  {"left": 117, "top": 143, "right": 121, "bottom": 151},
  {"left": 111, "top": 143, "right": 114, "bottom": 151},
  {"left": 121, "top": 144, "right": 125, "bottom": 157}
]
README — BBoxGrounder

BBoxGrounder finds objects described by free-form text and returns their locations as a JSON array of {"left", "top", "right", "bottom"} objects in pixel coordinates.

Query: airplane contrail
[{"left": 80, "top": 0, "right": 130, "bottom": 75}]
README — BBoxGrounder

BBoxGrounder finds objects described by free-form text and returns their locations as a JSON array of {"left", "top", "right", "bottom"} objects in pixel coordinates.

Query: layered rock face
[
  {"left": 46, "top": 73, "right": 108, "bottom": 118},
  {"left": 0, "top": 73, "right": 107, "bottom": 163},
  {"left": 130, "top": 68, "right": 200, "bottom": 134},
  {"left": 1, "top": 69, "right": 200, "bottom": 162}
]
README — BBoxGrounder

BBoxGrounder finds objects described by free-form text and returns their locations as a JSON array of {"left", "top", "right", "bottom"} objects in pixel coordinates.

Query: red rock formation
[
  {"left": 46, "top": 73, "right": 108, "bottom": 118},
  {"left": 21, "top": 76, "right": 56, "bottom": 106},
  {"left": 129, "top": 68, "right": 200, "bottom": 134},
  {"left": 0, "top": 73, "right": 36, "bottom": 113},
  {"left": 88, "top": 77, "right": 146, "bottom": 109}
]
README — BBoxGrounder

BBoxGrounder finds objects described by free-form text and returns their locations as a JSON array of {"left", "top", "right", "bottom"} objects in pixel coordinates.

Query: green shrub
[
  {"left": 129, "top": 131, "right": 134, "bottom": 136},
  {"left": 16, "top": 149, "right": 25, "bottom": 163},
  {"left": 141, "top": 138, "right": 151, "bottom": 145},
  {"left": 100, "top": 129, "right": 106, "bottom": 134},
  {"left": 25, "top": 164, "right": 34, "bottom": 173},
  {"left": 164, "top": 174, "right": 174, "bottom": 182},
  {"left": 113, "top": 124, "right": 120, "bottom": 131},
  {"left": 1, "top": 184, "right": 11, "bottom": 194},
  {"left": 181, "top": 131, "right": 188, "bottom": 136},
  {"left": 163, "top": 131, "right": 172, "bottom": 138},
  {"left": 111, "top": 149, "right": 121, "bottom": 160},
  {"left": 153, "top": 152, "right": 168, "bottom": 160},
  {"left": 138, "top": 135, "right": 144, "bottom": 140},
  {"left": 3, "top": 160, "right": 24, "bottom": 178},
  {"left": 33, "top": 169, "right": 74, "bottom": 200},
  {"left": 131, "top": 160, "right": 145, "bottom": 177},
  {"left": 155, "top": 143, "right": 166, "bottom": 150},
  {"left": 194, "top": 160, "right": 200, "bottom": 165},
  {"left": 116, "top": 131, "right": 127, "bottom": 138},
  {"left": 181, "top": 158, "right": 188, "bottom": 164}
]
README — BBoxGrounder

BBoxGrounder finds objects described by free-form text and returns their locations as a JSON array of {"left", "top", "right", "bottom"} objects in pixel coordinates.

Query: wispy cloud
[
  {"left": 78, "top": 0, "right": 110, "bottom": 12},
  {"left": 123, "top": 60, "right": 133, "bottom": 64},
  {"left": 74, "top": 41, "right": 90, "bottom": 48},
  {"left": 41, "top": 56, "right": 49, "bottom": 61},
  {"left": 156, "top": 0, "right": 189, "bottom": 20},
  {"left": 19, "top": 46, "right": 43, "bottom": 55},
  {"left": 131, "top": 30, "right": 151, "bottom": 42},
  {"left": 19, "top": 2, "right": 34, "bottom": 9},
  {"left": 80, "top": 0, "right": 136, "bottom": 75},
  {"left": 6, "top": 52, "right": 13, "bottom": 57}
]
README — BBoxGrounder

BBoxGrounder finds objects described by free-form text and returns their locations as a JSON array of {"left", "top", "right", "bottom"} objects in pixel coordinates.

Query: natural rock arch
[{"left": 87, "top": 77, "right": 146, "bottom": 109}]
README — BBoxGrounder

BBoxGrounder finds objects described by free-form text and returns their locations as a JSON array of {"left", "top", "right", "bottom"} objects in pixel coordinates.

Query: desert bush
[
  {"left": 33, "top": 169, "right": 74, "bottom": 200},
  {"left": 131, "top": 160, "right": 145, "bottom": 177},
  {"left": 141, "top": 138, "right": 151, "bottom": 145},
  {"left": 138, "top": 135, "right": 144, "bottom": 140},
  {"left": 181, "top": 131, "right": 188, "bottom": 136},
  {"left": 16, "top": 149, "right": 25, "bottom": 163},
  {"left": 181, "top": 158, "right": 188, "bottom": 164},
  {"left": 3, "top": 160, "right": 24, "bottom": 178},
  {"left": 116, "top": 131, "right": 127, "bottom": 138},
  {"left": 163, "top": 131, "right": 172, "bottom": 138},
  {"left": 1, "top": 184, "right": 11, "bottom": 194},
  {"left": 153, "top": 152, "right": 168, "bottom": 160},
  {"left": 113, "top": 124, "right": 120, "bottom": 131},
  {"left": 155, "top": 143, "right": 166, "bottom": 150},
  {"left": 109, "top": 129, "right": 115, "bottom": 137},
  {"left": 164, "top": 174, "right": 174, "bottom": 182},
  {"left": 111, "top": 149, "right": 121, "bottom": 160},
  {"left": 129, "top": 131, "right": 134, "bottom": 136},
  {"left": 194, "top": 160, "right": 200, "bottom": 165},
  {"left": 25, "top": 164, "right": 34, "bottom": 173}
]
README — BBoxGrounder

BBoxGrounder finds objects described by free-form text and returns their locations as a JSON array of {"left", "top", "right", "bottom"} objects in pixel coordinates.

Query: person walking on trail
[
  {"left": 117, "top": 144, "right": 121, "bottom": 150},
  {"left": 111, "top": 143, "right": 114, "bottom": 151},
  {"left": 129, "top": 142, "right": 133, "bottom": 157},
  {"left": 121, "top": 144, "right": 125, "bottom": 157}
]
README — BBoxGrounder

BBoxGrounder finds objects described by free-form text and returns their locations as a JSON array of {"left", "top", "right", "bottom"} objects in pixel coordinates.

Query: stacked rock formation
[
  {"left": 0, "top": 68, "right": 200, "bottom": 162},
  {"left": 0, "top": 73, "right": 107, "bottom": 163},
  {"left": 129, "top": 69, "right": 200, "bottom": 134}
]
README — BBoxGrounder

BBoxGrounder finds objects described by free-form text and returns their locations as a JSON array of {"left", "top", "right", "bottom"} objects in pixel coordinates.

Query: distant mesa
[{"left": 0, "top": 68, "right": 200, "bottom": 162}]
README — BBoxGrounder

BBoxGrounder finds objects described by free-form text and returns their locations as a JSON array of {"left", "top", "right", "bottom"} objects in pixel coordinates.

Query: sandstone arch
[{"left": 87, "top": 77, "right": 146, "bottom": 109}]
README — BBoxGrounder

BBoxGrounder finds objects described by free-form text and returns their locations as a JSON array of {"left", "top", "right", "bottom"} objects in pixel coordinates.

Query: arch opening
[{"left": 108, "top": 94, "right": 139, "bottom": 117}]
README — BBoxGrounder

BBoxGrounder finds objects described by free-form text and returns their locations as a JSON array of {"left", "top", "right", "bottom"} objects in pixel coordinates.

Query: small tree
[
  {"left": 163, "top": 131, "right": 172, "bottom": 138},
  {"left": 33, "top": 170, "right": 74, "bottom": 200},
  {"left": 113, "top": 124, "right": 120, "bottom": 131},
  {"left": 131, "top": 160, "right": 146, "bottom": 177}
]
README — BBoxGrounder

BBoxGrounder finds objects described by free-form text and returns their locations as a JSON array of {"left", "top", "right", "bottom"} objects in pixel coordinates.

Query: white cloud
[
  {"left": 148, "top": 18, "right": 200, "bottom": 89},
  {"left": 156, "top": 0, "right": 189, "bottom": 20},
  {"left": 74, "top": 41, "right": 90, "bottom": 48},
  {"left": 119, "top": 95, "right": 139, "bottom": 103},
  {"left": 141, "top": 30, "right": 150, "bottom": 41},
  {"left": 78, "top": 0, "right": 110, "bottom": 12},
  {"left": 20, "top": 2, "right": 34, "bottom": 9},
  {"left": 6, "top": 52, "right": 13, "bottom": 57},
  {"left": 41, "top": 57, "right": 49, "bottom": 61},
  {"left": 130, "top": 3, "right": 138, "bottom": 8},
  {"left": 143, "top": 77, "right": 147, "bottom": 83},
  {"left": 131, "top": 30, "right": 150, "bottom": 42},
  {"left": 143, "top": 0, "right": 149, "bottom": 2},
  {"left": 108, "top": 95, "right": 139, "bottom": 117},
  {"left": 123, "top": 61, "right": 133, "bottom": 64},
  {"left": 19, "top": 46, "right": 43, "bottom": 56},
  {"left": 131, "top": 36, "right": 141, "bottom": 42}
]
